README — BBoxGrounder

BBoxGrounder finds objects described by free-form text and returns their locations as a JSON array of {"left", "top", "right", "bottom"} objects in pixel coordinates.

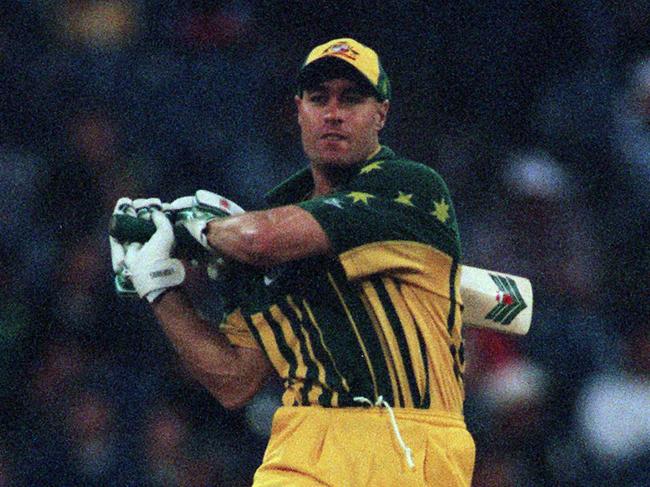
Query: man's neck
[
  {"left": 310, "top": 166, "right": 345, "bottom": 197},
  {"left": 310, "top": 145, "right": 382, "bottom": 198}
]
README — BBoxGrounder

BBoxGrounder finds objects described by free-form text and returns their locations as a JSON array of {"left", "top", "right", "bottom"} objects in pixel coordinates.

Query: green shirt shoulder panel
[{"left": 299, "top": 153, "right": 461, "bottom": 260}]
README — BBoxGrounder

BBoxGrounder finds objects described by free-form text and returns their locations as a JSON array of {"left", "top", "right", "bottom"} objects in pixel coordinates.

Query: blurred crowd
[{"left": 0, "top": 1, "right": 648, "bottom": 486}]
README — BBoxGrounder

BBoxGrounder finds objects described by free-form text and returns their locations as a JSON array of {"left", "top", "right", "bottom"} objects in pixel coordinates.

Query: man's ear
[
  {"left": 295, "top": 95, "right": 303, "bottom": 126},
  {"left": 375, "top": 100, "right": 390, "bottom": 130}
]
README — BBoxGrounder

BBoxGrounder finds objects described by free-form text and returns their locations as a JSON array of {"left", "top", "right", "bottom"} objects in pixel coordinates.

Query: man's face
[{"left": 295, "top": 78, "right": 389, "bottom": 168}]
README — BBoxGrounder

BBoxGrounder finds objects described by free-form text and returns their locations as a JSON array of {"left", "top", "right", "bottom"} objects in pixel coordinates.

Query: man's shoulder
[
  {"left": 356, "top": 149, "right": 449, "bottom": 190},
  {"left": 364, "top": 146, "right": 441, "bottom": 172},
  {"left": 381, "top": 157, "right": 441, "bottom": 176}
]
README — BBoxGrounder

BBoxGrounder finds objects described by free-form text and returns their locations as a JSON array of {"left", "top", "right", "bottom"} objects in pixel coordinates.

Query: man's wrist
[{"left": 148, "top": 286, "right": 177, "bottom": 304}]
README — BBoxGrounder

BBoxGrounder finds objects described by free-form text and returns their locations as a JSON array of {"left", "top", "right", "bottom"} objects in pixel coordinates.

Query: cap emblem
[{"left": 323, "top": 42, "right": 359, "bottom": 61}]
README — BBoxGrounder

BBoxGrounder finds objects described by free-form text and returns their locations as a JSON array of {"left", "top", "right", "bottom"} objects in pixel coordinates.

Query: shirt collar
[{"left": 265, "top": 145, "right": 395, "bottom": 206}]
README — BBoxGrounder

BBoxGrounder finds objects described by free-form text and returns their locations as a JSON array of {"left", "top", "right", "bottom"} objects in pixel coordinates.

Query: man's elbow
[
  {"left": 208, "top": 381, "right": 259, "bottom": 410},
  {"left": 217, "top": 394, "right": 249, "bottom": 411}
]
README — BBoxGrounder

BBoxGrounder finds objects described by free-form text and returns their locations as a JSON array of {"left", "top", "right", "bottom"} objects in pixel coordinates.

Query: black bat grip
[
  {"left": 109, "top": 214, "right": 205, "bottom": 258},
  {"left": 109, "top": 214, "right": 156, "bottom": 242}
]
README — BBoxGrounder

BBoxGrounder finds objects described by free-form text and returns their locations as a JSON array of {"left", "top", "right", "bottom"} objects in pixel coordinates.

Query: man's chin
[{"left": 311, "top": 148, "right": 356, "bottom": 167}]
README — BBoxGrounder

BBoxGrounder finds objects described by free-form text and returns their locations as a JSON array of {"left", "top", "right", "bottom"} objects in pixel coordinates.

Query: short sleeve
[
  {"left": 298, "top": 159, "right": 461, "bottom": 259},
  {"left": 220, "top": 308, "right": 260, "bottom": 349},
  {"left": 298, "top": 159, "right": 461, "bottom": 294}
]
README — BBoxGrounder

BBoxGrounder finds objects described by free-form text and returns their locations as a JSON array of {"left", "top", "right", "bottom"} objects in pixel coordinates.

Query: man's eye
[
  {"left": 342, "top": 94, "right": 364, "bottom": 104},
  {"left": 309, "top": 94, "right": 327, "bottom": 104}
]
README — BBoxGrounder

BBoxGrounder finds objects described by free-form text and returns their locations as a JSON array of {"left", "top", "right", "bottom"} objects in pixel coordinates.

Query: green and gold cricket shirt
[{"left": 220, "top": 146, "right": 466, "bottom": 413}]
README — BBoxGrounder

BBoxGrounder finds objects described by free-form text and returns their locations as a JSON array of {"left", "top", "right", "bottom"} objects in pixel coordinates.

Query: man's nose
[{"left": 323, "top": 100, "right": 343, "bottom": 122}]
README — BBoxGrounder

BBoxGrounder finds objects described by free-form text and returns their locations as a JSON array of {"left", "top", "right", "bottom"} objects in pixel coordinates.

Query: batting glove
[
  {"left": 176, "top": 190, "right": 244, "bottom": 248},
  {"left": 108, "top": 191, "right": 244, "bottom": 280},
  {"left": 174, "top": 190, "right": 245, "bottom": 279},
  {"left": 110, "top": 197, "right": 138, "bottom": 297},
  {"left": 123, "top": 209, "right": 185, "bottom": 302}
]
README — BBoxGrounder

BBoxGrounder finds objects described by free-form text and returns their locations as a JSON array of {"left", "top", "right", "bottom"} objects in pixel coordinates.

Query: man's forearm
[
  {"left": 151, "top": 289, "right": 272, "bottom": 409},
  {"left": 205, "top": 206, "right": 331, "bottom": 267}
]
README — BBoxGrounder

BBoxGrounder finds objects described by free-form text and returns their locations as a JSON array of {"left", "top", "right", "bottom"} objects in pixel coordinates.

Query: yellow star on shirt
[
  {"left": 394, "top": 191, "right": 415, "bottom": 206},
  {"left": 347, "top": 191, "right": 375, "bottom": 204},
  {"left": 432, "top": 198, "right": 450, "bottom": 223},
  {"left": 359, "top": 161, "right": 384, "bottom": 174}
]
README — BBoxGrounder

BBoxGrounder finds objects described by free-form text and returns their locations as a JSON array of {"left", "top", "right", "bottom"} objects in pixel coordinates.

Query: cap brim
[{"left": 297, "top": 57, "right": 377, "bottom": 97}]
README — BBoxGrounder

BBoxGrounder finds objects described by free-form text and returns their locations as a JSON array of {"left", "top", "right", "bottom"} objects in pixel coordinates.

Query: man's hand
[
  {"left": 109, "top": 191, "right": 243, "bottom": 249},
  {"left": 175, "top": 190, "right": 244, "bottom": 245},
  {"left": 123, "top": 210, "right": 186, "bottom": 303},
  {"left": 109, "top": 191, "right": 244, "bottom": 280},
  {"left": 167, "top": 189, "right": 244, "bottom": 279},
  {"left": 110, "top": 197, "right": 137, "bottom": 297}
]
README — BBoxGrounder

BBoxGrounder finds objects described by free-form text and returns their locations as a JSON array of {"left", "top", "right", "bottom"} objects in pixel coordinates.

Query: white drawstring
[{"left": 354, "top": 395, "right": 415, "bottom": 470}]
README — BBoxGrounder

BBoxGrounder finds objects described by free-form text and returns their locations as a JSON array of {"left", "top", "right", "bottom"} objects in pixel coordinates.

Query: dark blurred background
[{"left": 0, "top": 1, "right": 648, "bottom": 485}]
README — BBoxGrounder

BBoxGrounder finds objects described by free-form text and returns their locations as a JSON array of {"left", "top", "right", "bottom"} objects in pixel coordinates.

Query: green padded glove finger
[{"left": 114, "top": 271, "right": 138, "bottom": 297}]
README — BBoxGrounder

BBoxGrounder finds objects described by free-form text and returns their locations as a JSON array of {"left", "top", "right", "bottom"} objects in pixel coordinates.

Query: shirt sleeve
[
  {"left": 298, "top": 160, "right": 461, "bottom": 289},
  {"left": 219, "top": 308, "right": 260, "bottom": 349}
]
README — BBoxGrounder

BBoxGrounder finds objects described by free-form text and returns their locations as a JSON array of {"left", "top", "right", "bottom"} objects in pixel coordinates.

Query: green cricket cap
[{"left": 297, "top": 38, "right": 391, "bottom": 101}]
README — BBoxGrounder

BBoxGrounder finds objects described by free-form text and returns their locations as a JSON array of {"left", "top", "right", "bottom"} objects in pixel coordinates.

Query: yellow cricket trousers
[{"left": 252, "top": 405, "right": 475, "bottom": 487}]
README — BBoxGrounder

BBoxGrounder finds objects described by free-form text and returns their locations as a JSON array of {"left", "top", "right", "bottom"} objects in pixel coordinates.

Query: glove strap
[{"left": 128, "top": 258, "right": 186, "bottom": 303}]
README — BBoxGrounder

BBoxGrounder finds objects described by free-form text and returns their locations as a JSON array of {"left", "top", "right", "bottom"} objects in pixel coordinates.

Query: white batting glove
[
  {"left": 123, "top": 210, "right": 186, "bottom": 302},
  {"left": 175, "top": 190, "right": 245, "bottom": 279},
  {"left": 133, "top": 197, "right": 163, "bottom": 220},
  {"left": 177, "top": 189, "right": 245, "bottom": 248},
  {"left": 110, "top": 197, "right": 137, "bottom": 297}
]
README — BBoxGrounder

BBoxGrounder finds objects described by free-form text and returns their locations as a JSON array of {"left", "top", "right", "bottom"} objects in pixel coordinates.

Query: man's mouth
[{"left": 321, "top": 132, "right": 347, "bottom": 141}]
